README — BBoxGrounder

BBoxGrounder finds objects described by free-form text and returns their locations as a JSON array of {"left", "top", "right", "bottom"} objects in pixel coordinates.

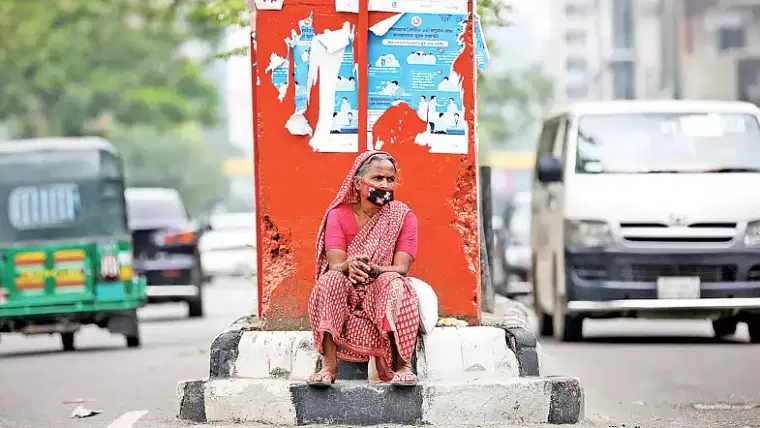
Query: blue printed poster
[
  {"left": 268, "top": 15, "right": 359, "bottom": 150},
  {"left": 368, "top": 14, "right": 469, "bottom": 153},
  {"left": 331, "top": 42, "right": 359, "bottom": 135}
]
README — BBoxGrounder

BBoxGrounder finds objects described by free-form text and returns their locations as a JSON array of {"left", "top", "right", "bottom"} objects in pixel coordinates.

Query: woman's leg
[{"left": 308, "top": 270, "right": 353, "bottom": 385}]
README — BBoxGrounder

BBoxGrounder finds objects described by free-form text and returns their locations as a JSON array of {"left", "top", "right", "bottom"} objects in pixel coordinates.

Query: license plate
[{"left": 656, "top": 276, "right": 701, "bottom": 299}]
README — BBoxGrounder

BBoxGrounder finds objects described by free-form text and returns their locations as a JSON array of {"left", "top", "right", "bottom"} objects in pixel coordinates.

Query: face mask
[{"left": 361, "top": 180, "right": 394, "bottom": 207}]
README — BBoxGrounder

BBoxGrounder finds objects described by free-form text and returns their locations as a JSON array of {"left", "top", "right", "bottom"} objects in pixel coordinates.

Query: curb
[
  {"left": 177, "top": 377, "right": 584, "bottom": 425},
  {"left": 483, "top": 297, "right": 540, "bottom": 377},
  {"left": 211, "top": 314, "right": 537, "bottom": 380}
]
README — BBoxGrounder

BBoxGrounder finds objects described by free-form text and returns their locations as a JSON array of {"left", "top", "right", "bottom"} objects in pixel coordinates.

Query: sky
[{"left": 486, "top": 0, "right": 550, "bottom": 73}]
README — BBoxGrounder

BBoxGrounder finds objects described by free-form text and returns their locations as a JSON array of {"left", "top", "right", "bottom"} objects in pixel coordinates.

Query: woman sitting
[{"left": 308, "top": 150, "right": 420, "bottom": 387}]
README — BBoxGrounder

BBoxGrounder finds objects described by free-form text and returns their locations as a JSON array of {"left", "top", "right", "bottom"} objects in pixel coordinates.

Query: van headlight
[
  {"left": 744, "top": 221, "right": 760, "bottom": 246},
  {"left": 565, "top": 220, "right": 613, "bottom": 247}
]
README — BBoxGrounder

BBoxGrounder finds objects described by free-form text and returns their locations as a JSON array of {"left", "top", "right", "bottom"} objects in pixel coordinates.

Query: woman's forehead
[{"left": 366, "top": 159, "right": 396, "bottom": 174}]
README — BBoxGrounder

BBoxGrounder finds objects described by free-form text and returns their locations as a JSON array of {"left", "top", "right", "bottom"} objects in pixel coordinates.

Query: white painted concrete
[
  {"left": 234, "top": 331, "right": 318, "bottom": 380},
  {"left": 197, "top": 378, "right": 557, "bottom": 425},
  {"left": 232, "top": 327, "right": 519, "bottom": 381},
  {"left": 204, "top": 379, "right": 298, "bottom": 425},
  {"left": 420, "top": 378, "right": 552, "bottom": 425},
  {"left": 420, "top": 327, "right": 520, "bottom": 380}
]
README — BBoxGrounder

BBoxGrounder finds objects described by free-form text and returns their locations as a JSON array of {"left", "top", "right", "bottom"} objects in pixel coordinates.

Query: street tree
[{"left": 0, "top": 0, "right": 219, "bottom": 138}]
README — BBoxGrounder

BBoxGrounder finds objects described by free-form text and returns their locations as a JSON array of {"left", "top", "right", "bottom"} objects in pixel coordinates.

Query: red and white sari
[{"left": 308, "top": 150, "right": 420, "bottom": 382}]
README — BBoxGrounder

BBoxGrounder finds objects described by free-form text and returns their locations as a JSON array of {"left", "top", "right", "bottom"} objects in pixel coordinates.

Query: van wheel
[
  {"left": 712, "top": 318, "right": 737, "bottom": 338},
  {"left": 554, "top": 314, "right": 583, "bottom": 342},
  {"left": 61, "top": 332, "right": 75, "bottom": 352}
]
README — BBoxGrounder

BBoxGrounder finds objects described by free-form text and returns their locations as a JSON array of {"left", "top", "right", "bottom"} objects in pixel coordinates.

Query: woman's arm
[
  {"left": 373, "top": 252, "right": 414, "bottom": 277},
  {"left": 326, "top": 249, "right": 349, "bottom": 274}
]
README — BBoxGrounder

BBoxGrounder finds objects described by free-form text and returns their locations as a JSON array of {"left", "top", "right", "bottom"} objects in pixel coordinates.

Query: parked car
[
  {"left": 504, "top": 192, "right": 532, "bottom": 296},
  {"left": 125, "top": 188, "right": 205, "bottom": 318},
  {"left": 199, "top": 212, "right": 257, "bottom": 280}
]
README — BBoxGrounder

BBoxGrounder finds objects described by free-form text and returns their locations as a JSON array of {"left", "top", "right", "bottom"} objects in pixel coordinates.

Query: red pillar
[{"left": 251, "top": 0, "right": 480, "bottom": 330}]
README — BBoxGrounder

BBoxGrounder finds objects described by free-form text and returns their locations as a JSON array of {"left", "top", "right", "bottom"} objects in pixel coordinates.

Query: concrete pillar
[{"left": 250, "top": 0, "right": 482, "bottom": 329}]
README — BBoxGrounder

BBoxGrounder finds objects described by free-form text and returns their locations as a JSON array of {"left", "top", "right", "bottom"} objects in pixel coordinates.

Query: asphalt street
[{"left": 2, "top": 281, "right": 760, "bottom": 428}]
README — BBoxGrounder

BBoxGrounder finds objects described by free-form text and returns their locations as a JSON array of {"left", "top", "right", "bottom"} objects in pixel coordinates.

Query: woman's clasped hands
[{"left": 344, "top": 255, "right": 377, "bottom": 284}]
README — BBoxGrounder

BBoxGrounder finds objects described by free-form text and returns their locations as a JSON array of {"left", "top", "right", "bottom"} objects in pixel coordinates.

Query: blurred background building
[{"left": 545, "top": 0, "right": 760, "bottom": 105}]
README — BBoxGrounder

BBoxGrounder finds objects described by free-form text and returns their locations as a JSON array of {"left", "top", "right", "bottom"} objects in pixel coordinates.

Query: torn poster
[
  {"left": 306, "top": 22, "right": 358, "bottom": 152},
  {"left": 336, "top": 0, "right": 467, "bottom": 14},
  {"left": 266, "top": 53, "right": 289, "bottom": 102},
  {"left": 255, "top": 0, "right": 284, "bottom": 10},
  {"left": 475, "top": 15, "right": 489, "bottom": 71},
  {"left": 367, "top": 13, "right": 471, "bottom": 154}
]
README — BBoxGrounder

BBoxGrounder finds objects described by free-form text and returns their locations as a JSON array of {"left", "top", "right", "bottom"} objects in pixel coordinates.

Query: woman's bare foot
[
  {"left": 307, "top": 365, "right": 336, "bottom": 387},
  {"left": 390, "top": 362, "right": 417, "bottom": 386}
]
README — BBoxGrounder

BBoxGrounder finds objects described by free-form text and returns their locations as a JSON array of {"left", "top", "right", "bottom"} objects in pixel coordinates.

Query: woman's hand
[{"left": 345, "top": 256, "right": 372, "bottom": 284}]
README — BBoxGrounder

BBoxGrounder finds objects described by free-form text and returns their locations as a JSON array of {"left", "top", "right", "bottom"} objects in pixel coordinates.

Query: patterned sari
[{"left": 308, "top": 150, "right": 420, "bottom": 382}]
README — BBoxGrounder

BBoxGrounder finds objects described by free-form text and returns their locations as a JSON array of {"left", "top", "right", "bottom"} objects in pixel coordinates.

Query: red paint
[
  {"left": 357, "top": 0, "right": 369, "bottom": 152},
  {"left": 252, "top": 0, "right": 480, "bottom": 329}
]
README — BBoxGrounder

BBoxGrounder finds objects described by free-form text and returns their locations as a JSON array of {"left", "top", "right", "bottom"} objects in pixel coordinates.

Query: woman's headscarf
[{"left": 313, "top": 150, "right": 392, "bottom": 281}]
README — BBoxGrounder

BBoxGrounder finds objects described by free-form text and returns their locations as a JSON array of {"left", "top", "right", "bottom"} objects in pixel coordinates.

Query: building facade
[{"left": 545, "top": 0, "right": 760, "bottom": 105}]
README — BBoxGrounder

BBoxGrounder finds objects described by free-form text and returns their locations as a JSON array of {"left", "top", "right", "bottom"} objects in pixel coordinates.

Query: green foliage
[
  {"left": 478, "top": 64, "right": 553, "bottom": 150},
  {"left": 105, "top": 123, "right": 226, "bottom": 216},
  {"left": 0, "top": 0, "right": 219, "bottom": 138}
]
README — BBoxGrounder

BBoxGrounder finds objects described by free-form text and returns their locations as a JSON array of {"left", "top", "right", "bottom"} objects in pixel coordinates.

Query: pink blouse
[{"left": 324, "top": 204, "right": 418, "bottom": 259}]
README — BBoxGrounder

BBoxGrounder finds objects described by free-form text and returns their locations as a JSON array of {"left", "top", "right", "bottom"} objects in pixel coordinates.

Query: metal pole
[
  {"left": 672, "top": 0, "right": 683, "bottom": 99},
  {"left": 479, "top": 165, "right": 495, "bottom": 313}
]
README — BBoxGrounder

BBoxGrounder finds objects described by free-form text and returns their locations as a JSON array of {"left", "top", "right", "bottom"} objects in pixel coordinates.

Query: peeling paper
[
  {"left": 286, "top": 113, "right": 313, "bottom": 136},
  {"left": 369, "top": 14, "right": 403, "bottom": 36},
  {"left": 366, "top": 13, "right": 469, "bottom": 154},
  {"left": 474, "top": 15, "right": 489, "bottom": 71},
  {"left": 255, "top": 0, "right": 284, "bottom": 10},
  {"left": 306, "top": 23, "right": 358, "bottom": 152},
  {"left": 266, "top": 53, "right": 289, "bottom": 102},
  {"left": 336, "top": 0, "right": 467, "bottom": 14}
]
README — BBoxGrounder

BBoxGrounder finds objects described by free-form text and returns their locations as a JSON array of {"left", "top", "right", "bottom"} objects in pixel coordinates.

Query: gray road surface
[
  {"left": 2, "top": 281, "right": 760, "bottom": 428},
  {"left": 539, "top": 317, "right": 760, "bottom": 428},
  {"left": 0, "top": 278, "right": 257, "bottom": 428}
]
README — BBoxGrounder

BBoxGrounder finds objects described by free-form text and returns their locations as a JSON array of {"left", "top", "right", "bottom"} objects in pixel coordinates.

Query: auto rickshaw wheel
[
  {"left": 126, "top": 335, "right": 141, "bottom": 348},
  {"left": 61, "top": 332, "right": 75, "bottom": 352}
]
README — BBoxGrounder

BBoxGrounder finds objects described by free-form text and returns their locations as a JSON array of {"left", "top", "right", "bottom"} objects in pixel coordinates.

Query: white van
[{"left": 531, "top": 100, "right": 760, "bottom": 342}]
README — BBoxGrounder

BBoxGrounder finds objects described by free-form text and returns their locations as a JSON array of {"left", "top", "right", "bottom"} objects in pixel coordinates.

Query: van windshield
[{"left": 575, "top": 113, "right": 760, "bottom": 174}]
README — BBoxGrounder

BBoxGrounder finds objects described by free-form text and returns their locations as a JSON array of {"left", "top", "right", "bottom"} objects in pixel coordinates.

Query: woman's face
[{"left": 358, "top": 159, "right": 397, "bottom": 194}]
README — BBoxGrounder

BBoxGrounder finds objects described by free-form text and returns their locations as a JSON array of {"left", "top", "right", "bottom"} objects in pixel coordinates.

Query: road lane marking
[{"left": 105, "top": 410, "right": 148, "bottom": 428}]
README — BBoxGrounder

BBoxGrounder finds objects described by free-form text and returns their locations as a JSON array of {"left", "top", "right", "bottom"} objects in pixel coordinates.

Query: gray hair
[{"left": 355, "top": 153, "right": 397, "bottom": 177}]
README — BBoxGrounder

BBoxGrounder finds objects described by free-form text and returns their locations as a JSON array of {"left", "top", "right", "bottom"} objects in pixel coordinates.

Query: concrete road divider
[{"left": 177, "top": 307, "right": 583, "bottom": 425}]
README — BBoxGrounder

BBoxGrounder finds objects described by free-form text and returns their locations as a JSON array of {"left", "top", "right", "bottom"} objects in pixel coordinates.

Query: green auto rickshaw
[{"left": 0, "top": 137, "right": 146, "bottom": 351}]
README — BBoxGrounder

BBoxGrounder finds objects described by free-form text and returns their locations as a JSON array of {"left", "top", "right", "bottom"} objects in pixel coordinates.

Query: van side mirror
[{"left": 537, "top": 155, "right": 563, "bottom": 183}]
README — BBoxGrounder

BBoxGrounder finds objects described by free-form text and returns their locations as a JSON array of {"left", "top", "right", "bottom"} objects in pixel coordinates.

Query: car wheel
[
  {"left": 188, "top": 295, "right": 204, "bottom": 318},
  {"left": 126, "top": 335, "right": 141, "bottom": 348},
  {"left": 61, "top": 332, "right": 75, "bottom": 352},
  {"left": 712, "top": 318, "right": 737, "bottom": 338},
  {"left": 538, "top": 312, "right": 554, "bottom": 337},
  {"left": 747, "top": 316, "right": 760, "bottom": 344},
  {"left": 551, "top": 257, "right": 583, "bottom": 342}
]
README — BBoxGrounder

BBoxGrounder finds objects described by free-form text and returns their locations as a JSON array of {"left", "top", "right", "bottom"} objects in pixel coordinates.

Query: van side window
[{"left": 534, "top": 119, "right": 560, "bottom": 175}]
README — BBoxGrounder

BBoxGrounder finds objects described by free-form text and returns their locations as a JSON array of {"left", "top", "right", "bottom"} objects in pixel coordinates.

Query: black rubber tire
[
  {"left": 538, "top": 312, "right": 554, "bottom": 337},
  {"left": 126, "top": 335, "right": 141, "bottom": 348},
  {"left": 61, "top": 332, "right": 75, "bottom": 352},
  {"left": 712, "top": 318, "right": 737, "bottom": 338},
  {"left": 556, "top": 315, "right": 584, "bottom": 342},
  {"left": 747, "top": 317, "right": 760, "bottom": 344},
  {"left": 188, "top": 296, "right": 204, "bottom": 318}
]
